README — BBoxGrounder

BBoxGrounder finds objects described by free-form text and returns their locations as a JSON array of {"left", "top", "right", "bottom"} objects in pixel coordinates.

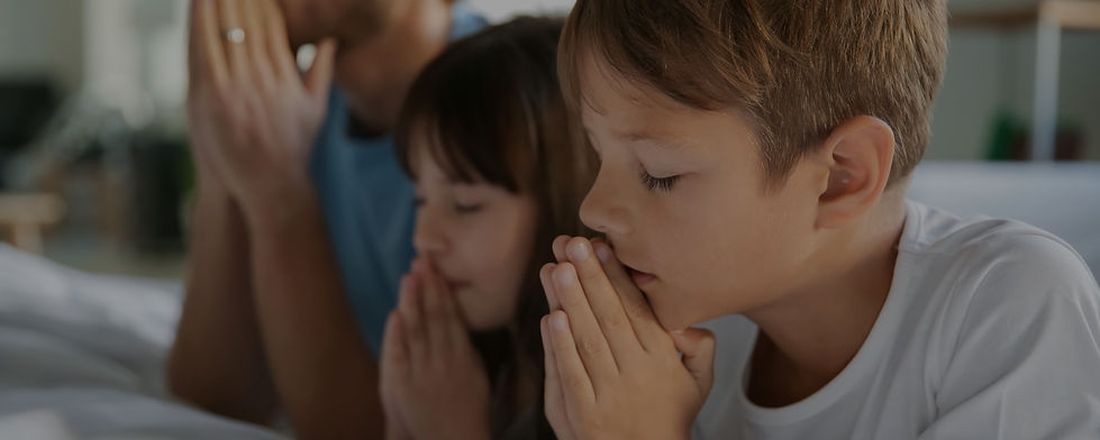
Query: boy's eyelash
[{"left": 640, "top": 170, "right": 681, "bottom": 192}]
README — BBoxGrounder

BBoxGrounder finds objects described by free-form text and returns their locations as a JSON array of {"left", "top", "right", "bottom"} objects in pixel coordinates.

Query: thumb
[
  {"left": 305, "top": 38, "right": 337, "bottom": 103},
  {"left": 671, "top": 327, "right": 716, "bottom": 395}
]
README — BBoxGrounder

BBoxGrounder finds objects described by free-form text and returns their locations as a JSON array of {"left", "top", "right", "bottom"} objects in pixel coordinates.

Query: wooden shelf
[
  {"left": 951, "top": 0, "right": 1100, "bottom": 30},
  {"left": 948, "top": 0, "right": 1099, "bottom": 161}
]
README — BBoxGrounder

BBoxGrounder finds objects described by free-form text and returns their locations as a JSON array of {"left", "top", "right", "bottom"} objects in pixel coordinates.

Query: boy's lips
[
  {"left": 626, "top": 266, "right": 658, "bottom": 286},
  {"left": 618, "top": 258, "right": 658, "bottom": 287},
  {"left": 603, "top": 242, "right": 658, "bottom": 287}
]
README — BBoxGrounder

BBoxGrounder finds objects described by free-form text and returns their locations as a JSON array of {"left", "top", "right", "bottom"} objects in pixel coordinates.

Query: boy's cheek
[{"left": 648, "top": 264, "right": 741, "bottom": 328}]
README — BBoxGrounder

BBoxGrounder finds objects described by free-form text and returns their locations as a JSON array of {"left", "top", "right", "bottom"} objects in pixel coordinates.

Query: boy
[{"left": 538, "top": 0, "right": 1100, "bottom": 439}]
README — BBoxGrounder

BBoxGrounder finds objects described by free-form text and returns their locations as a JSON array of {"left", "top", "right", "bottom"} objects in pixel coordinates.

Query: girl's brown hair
[{"left": 395, "top": 16, "right": 595, "bottom": 438}]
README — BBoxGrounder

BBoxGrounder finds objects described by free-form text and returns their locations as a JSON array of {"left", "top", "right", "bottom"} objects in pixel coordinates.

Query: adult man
[{"left": 167, "top": 0, "right": 486, "bottom": 437}]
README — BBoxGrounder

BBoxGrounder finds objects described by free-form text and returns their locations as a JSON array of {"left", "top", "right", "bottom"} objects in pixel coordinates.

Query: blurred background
[{"left": 0, "top": 0, "right": 1097, "bottom": 280}]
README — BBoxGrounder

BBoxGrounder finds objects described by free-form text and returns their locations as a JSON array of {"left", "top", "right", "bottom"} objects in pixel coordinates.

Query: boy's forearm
[
  {"left": 242, "top": 187, "right": 385, "bottom": 439},
  {"left": 168, "top": 187, "right": 279, "bottom": 424}
]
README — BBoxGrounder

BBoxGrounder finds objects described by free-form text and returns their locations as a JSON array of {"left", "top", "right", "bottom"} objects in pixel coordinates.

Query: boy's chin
[
  {"left": 651, "top": 304, "right": 703, "bottom": 332},
  {"left": 651, "top": 295, "right": 730, "bottom": 331}
]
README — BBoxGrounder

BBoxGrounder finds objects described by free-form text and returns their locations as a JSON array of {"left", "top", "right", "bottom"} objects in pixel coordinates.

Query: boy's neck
[{"left": 744, "top": 195, "right": 908, "bottom": 408}]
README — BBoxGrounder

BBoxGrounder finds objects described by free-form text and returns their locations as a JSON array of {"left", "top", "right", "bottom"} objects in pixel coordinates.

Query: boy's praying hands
[{"left": 540, "top": 236, "right": 715, "bottom": 440}]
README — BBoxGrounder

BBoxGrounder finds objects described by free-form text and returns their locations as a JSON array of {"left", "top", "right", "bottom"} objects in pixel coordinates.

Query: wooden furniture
[
  {"left": 0, "top": 193, "right": 65, "bottom": 254},
  {"left": 951, "top": 0, "right": 1100, "bottom": 161}
]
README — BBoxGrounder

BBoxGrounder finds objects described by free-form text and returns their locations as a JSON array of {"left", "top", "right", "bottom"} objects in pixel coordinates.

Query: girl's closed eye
[
  {"left": 453, "top": 201, "right": 485, "bottom": 214},
  {"left": 413, "top": 189, "right": 486, "bottom": 214},
  {"left": 451, "top": 184, "right": 494, "bottom": 214}
]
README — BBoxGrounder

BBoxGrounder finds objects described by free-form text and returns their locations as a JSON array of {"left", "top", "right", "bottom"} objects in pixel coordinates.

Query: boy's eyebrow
[
  {"left": 622, "top": 131, "right": 693, "bottom": 151},
  {"left": 582, "top": 124, "right": 694, "bottom": 151}
]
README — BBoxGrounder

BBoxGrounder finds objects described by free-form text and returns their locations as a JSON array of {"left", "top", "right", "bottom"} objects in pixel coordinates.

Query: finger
[
  {"left": 541, "top": 315, "right": 574, "bottom": 440},
  {"left": 397, "top": 274, "right": 427, "bottom": 363},
  {"left": 256, "top": 0, "right": 298, "bottom": 78},
  {"left": 415, "top": 259, "right": 450, "bottom": 356},
  {"left": 381, "top": 310, "right": 408, "bottom": 373},
  {"left": 671, "top": 327, "right": 717, "bottom": 396},
  {"left": 187, "top": 0, "right": 206, "bottom": 83},
  {"left": 564, "top": 237, "right": 644, "bottom": 360},
  {"left": 305, "top": 39, "right": 337, "bottom": 104},
  {"left": 431, "top": 262, "right": 470, "bottom": 351},
  {"left": 592, "top": 240, "right": 670, "bottom": 351},
  {"left": 540, "top": 263, "right": 562, "bottom": 311},
  {"left": 240, "top": 0, "right": 276, "bottom": 86},
  {"left": 192, "top": 0, "right": 229, "bottom": 86},
  {"left": 414, "top": 260, "right": 470, "bottom": 356},
  {"left": 552, "top": 263, "right": 619, "bottom": 383},
  {"left": 217, "top": 0, "right": 251, "bottom": 80},
  {"left": 552, "top": 235, "right": 570, "bottom": 263},
  {"left": 547, "top": 311, "right": 596, "bottom": 406}
]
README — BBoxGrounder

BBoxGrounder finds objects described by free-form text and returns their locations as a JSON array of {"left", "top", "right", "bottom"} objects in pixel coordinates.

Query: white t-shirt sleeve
[{"left": 919, "top": 235, "right": 1100, "bottom": 440}]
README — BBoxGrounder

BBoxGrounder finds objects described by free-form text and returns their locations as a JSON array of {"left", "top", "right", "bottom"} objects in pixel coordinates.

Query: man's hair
[{"left": 559, "top": 0, "right": 948, "bottom": 186}]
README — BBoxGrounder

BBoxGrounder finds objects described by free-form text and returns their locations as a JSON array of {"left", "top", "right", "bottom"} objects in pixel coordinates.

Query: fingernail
[
  {"left": 540, "top": 263, "right": 556, "bottom": 286},
  {"left": 567, "top": 239, "right": 590, "bottom": 261},
  {"left": 551, "top": 312, "right": 568, "bottom": 331},
  {"left": 554, "top": 264, "right": 577, "bottom": 287},
  {"left": 595, "top": 243, "right": 612, "bottom": 263}
]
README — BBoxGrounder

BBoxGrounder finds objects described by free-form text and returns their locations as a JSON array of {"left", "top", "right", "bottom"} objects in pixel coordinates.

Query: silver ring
[{"left": 224, "top": 27, "right": 246, "bottom": 44}]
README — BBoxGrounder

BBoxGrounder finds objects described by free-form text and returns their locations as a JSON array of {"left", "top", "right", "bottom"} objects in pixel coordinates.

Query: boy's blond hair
[{"left": 559, "top": 0, "right": 948, "bottom": 187}]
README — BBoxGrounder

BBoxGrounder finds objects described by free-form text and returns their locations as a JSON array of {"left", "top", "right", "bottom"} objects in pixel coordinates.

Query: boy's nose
[{"left": 579, "top": 168, "right": 632, "bottom": 237}]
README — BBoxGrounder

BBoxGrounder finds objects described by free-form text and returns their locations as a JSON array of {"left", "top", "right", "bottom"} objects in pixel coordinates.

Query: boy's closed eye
[{"left": 639, "top": 170, "right": 682, "bottom": 192}]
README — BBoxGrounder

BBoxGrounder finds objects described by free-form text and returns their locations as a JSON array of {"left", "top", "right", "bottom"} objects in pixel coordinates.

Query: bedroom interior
[{"left": 0, "top": 0, "right": 1096, "bottom": 438}]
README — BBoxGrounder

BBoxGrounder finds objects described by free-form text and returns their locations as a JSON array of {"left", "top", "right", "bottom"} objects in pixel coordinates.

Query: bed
[
  {"left": 0, "top": 244, "right": 287, "bottom": 439},
  {"left": 0, "top": 161, "right": 1095, "bottom": 438}
]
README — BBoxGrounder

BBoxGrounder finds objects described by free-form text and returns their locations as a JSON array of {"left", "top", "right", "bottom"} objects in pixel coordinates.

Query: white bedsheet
[{"left": 0, "top": 244, "right": 287, "bottom": 439}]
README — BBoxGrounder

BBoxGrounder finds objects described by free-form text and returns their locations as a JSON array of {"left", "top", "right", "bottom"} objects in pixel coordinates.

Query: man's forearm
[
  {"left": 242, "top": 186, "right": 384, "bottom": 440},
  {"left": 168, "top": 187, "right": 279, "bottom": 424}
]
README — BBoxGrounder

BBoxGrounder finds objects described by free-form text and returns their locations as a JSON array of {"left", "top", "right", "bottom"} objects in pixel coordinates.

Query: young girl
[{"left": 378, "top": 17, "right": 596, "bottom": 440}]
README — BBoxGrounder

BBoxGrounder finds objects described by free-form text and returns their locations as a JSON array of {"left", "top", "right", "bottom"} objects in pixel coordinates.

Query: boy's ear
[{"left": 814, "top": 116, "right": 895, "bottom": 229}]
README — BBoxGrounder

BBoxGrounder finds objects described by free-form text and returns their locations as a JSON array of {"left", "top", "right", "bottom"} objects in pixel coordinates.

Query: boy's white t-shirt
[{"left": 693, "top": 201, "right": 1100, "bottom": 440}]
